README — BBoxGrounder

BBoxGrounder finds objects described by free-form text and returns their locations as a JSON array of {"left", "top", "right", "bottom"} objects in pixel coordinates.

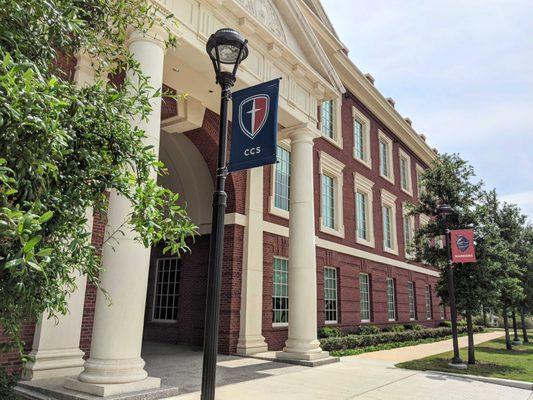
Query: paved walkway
[
  {"left": 150, "top": 332, "right": 531, "bottom": 400},
  {"left": 354, "top": 330, "right": 505, "bottom": 362}
]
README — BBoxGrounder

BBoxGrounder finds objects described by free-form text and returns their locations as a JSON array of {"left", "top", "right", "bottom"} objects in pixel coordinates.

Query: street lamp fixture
[
  {"left": 200, "top": 29, "right": 248, "bottom": 400},
  {"left": 437, "top": 204, "right": 465, "bottom": 367}
]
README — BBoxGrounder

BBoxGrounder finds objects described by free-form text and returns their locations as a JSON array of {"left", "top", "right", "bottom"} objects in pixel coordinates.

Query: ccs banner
[
  {"left": 450, "top": 229, "right": 477, "bottom": 263},
  {"left": 228, "top": 79, "right": 280, "bottom": 172}
]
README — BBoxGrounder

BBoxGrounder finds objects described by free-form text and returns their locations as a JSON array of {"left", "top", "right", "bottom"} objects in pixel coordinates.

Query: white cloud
[{"left": 501, "top": 190, "right": 533, "bottom": 221}]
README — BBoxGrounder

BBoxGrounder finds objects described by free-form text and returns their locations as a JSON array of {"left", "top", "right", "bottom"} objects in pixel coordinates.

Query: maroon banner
[{"left": 450, "top": 229, "right": 477, "bottom": 263}]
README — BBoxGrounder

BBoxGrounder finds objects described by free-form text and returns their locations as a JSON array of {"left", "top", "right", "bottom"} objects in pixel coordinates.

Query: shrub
[
  {"left": 347, "top": 325, "right": 380, "bottom": 335},
  {"left": 403, "top": 323, "right": 423, "bottom": 331},
  {"left": 438, "top": 321, "right": 452, "bottom": 328},
  {"left": 318, "top": 326, "right": 342, "bottom": 339},
  {"left": 381, "top": 324, "right": 405, "bottom": 333},
  {"left": 0, "top": 368, "right": 17, "bottom": 400},
  {"left": 458, "top": 319, "right": 467, "bottom": 326},
  {"left": 320, "top": 326, "right": 484, "bottom": 352}
]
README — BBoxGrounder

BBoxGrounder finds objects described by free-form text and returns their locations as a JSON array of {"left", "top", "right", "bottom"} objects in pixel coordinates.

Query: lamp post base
[{"left": 448, "top": 360, "right": 467, "bottom": 370}]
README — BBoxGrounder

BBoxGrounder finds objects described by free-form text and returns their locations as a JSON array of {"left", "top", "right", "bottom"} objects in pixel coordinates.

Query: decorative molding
[{"left": 235, "top": 0, "right": 286, "bottom": 43}]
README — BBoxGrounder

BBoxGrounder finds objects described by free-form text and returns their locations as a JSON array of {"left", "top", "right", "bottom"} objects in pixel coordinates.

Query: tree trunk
[
  {"left": 520, "top": 306, "right": 529, "bottom": 343},
  {"left": 482, "top": 306, "right": 487, "bottom": 327},
  {"left": 512, "top": 309, "right": 521, "bottom": 343},
  {"left": 503, "top": 306, "right": 512, "bottom": 350},
  {"left": 466, "top": 312, "right": 475, "bottom": 364}
]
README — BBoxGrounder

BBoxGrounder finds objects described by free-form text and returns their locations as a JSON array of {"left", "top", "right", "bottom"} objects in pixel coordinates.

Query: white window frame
[
  {"left": 425, "top": 285, "right": 433, "bottom": 320},
  {"left": 416, "top": 164, "right": 425, "bottom": 199},
  {"left": 352, "top": 107, "right": 371, "bottom": 169},
  {"left": 359, "top": 273, "right": 371, "bottom": 323},
  {"left": 407, "top": 281, "right": 416, "bottom": 320},
  {"left": 440, "top": 302, "right": 446, "bottom": 320},
  {"left": 272, "top": 257, "right": 289, "bottom": 327},
  {"left": 386, "top": 277, "right": 396, "bottom": 321},
  {"left": 269, "top": 141, "right": 291, "bottom": 219},
  {"left": 378, "top": 130, "right": 394, "bottom": 184},
  {"left": 324, "top": 267, "right": 338, "bottom": 324},
  {"left": 319, "top": 152, "right": 345, "bottom": 238},
  {"left": 354, "top": 173, "right": 375, "bottom": 248},
  {"left": 319, "top": 97, "right": 343, "bottom": 149},
  {"left": 399, "top": 148, "right": 413, "bottom": 196},
  {"left": 381, "top": 189, "right": 398, "bottom": 255},
  {"left": 402, "top": 203, "right": 415, "bottom": 259},
  {"left": 152, "top": 257, "right": 181, "bottom": 323}
]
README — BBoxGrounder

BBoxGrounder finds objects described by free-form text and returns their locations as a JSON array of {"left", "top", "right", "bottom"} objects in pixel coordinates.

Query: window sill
[
  {"left": 272, "top": 322, "right": 288, "bottom": 328},
  {"left": 384, "top": 247, "right": 399, "bottom": 256},
  {"left": 320, "top": 224, "right": 345, "bottom": 238},
  {"left": 356, "top": 237, "right": 375, "bottom": 248},
  {"left": 401, "top": 187, "right": 413, "bottom": 197},
  {"left": 388, "top": 319, "right": 396, "bottom": 322},
  {"left": 321, "top": 133, "right": 343, "bottom": 150},
  {"left": 360, "top": 319, "right": 371, "bottom": 324},
  {"left": 269, "top": 197, "right": 290, "bottom": 220},
  {"left": 380, "top": 172, "right": 395, "bottom": 185},
  {"left": 354, "top": 155, "right": 372, "bottom": 170},
  {"left": 325, "top": 320, "right": 338, "bottom": 325},
  {"left": 409, "top": 318, "right": 416, "bottom": 321}
]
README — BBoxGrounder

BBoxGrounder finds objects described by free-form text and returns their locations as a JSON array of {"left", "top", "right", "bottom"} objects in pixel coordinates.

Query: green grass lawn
[{"left": 396, "top": 336, "right": 533, "bottom": 383}]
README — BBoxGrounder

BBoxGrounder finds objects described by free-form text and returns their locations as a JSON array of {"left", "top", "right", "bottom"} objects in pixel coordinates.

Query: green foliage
[
  {"left": 317, "top": 326, "right": 342, "bottom": 339},
  {"left": 346, "top": 325, "right": 381, "bottom": 336},
  {"left": 438, "top": 320, "right": 452, "bottom": 328},
  {"left": 403, "top": 323, "right": 423, "bottom": 331},
  {"left": 381, "top": 324, "right": 405, "bottom": 333},
  {"left": 0, "top": 368, "right": 17, "bottom": 400},
  {"left": 320, "top": 326, "right": 485, "bottom": 352},
  {"left": 0, "top": 0, "right": 196, "bottom": 354}
]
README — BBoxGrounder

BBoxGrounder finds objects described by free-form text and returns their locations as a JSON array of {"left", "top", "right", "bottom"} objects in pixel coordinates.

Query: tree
[
  {"left": 518, "top": 224, "right": 533, "bottom": 343},
  {"left": 0, "top": 0, "right": 196, "bottom": 361},
  {"left": 410, "top": 153, "right": 484, "bottom": 364}
]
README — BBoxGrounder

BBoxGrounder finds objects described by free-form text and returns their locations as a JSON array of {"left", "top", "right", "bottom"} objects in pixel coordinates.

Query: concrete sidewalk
[{"left": 354, "top": 330, "right": 505, "bottom": 362}]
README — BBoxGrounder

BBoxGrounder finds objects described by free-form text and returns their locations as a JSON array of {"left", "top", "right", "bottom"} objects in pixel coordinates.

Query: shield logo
[
  {"left": 456, "top": 235, "right": 470, "bottom": 252},
  {"left": 238, "top": 94, "right": 270, "bottom": 140}
]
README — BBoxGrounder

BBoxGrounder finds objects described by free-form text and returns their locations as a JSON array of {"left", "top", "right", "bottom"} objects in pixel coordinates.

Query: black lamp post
[
  {"left": 437, "top": 204, "right": 464, "bottom": 366},
  {"left": 200, "top": 29, "right": 248, "bottom": 400}
]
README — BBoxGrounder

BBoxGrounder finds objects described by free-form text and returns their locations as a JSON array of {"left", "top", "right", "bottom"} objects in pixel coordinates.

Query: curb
[{"left": 427, "top": 370, "right": 533, "bottom": 391}]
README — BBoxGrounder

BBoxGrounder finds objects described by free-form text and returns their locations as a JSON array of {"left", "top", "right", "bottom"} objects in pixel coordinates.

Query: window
[
  {"left": 440, "top": 302, "right": 446, "bottom": 320},
  {"left": 403, "top": 204, "right": 415, "bottom": 258},
  {"left": 153, "top": 257, "right": 181, "bottom": 321},
  {"left": 319, "top": 152, "right": 345, "bottom": 237},
  {"left": 416, "top": 164, "right": 425, "bottom": 198},
  {"left": 378, "top": 131, "right": 394, "bottom": 183},
  {"left": 352, "top": 107, "right": 371, "bottom": 168},
  {"left": 324, "top": 267, "right": 338, "bottom": 324},
  {"left": 381, "top": 189, "right": 398, "bottom": 254},
  {"left": 399, "top": 149, "right": 412, "bottom": 195},
  {"left": 273, "top": 258, "right": 289, "bottom": 325},
  {"left": 356, "top": 192, "right": 368, "bottom": 240},
  {"left": 274, "top": 146, "right": 291, "bottom": 211},
  {"left": 407, "top": 281, "right": 416, "bottom": 320},
  {"left": 354, "top": 173, "right": 375, "bottom": 247},
  {"left": 322, "top": 174, "right": 335, "bottom": 229},
  {"left": 386, "top": 278, "right": 396, "bottom": 321},
  {"left": 425, "top": 285, "right": 432, "bottom": 320},
  {"left": 321, "top": 100, "right": 334, "bottom": 139},
  {"left": 360, "top": 273, "right": 371, "bottom": 322},
  {"left": 382, "top": 205, "right": 393, "bottom": 249}
]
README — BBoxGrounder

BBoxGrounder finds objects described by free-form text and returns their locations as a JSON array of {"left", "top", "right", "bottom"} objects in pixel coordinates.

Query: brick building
[{"left": 5, "top": 0, "right": 448, "bottom": 397}]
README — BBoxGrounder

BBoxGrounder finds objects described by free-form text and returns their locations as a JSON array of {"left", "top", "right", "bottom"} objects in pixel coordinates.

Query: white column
[
  {"left": 277, "top": 125, "right": 329, "bottom": 362},
  {"left": 236, "top": 168, "right": 268, "bottom": 355},
  {"left": 65, "top": 27, "right": 167, "bottom": 397},
  {"left": 22, "top": 53, "right": 96, "bottom": 381}
]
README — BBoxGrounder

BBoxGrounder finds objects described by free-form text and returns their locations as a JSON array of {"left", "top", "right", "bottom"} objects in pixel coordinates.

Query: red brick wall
[
  {"left": 0, "top": 323, "right": 34, "bottom": 375},
  {"left": 262, "top": 232, "right": 442, "bottom": 351}
]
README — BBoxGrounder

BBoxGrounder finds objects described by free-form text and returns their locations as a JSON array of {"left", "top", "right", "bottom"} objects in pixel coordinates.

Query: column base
[
  {"left": 275, "top": 350, "right": 338, "bottom": 367},
  {"left": 22, "top": 348, "right": 85, "bottom": 381},
  {"left": 236, "top": 335, "right": 269, "bottom": 355},
  {"left": 64, "top": 376, "right": 161, "bottom": 397}
]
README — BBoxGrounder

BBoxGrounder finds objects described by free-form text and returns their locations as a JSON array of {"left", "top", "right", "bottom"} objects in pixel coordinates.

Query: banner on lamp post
[
  {"left": 228, "top": 79, "right": 280, "bottom": 172},
  {"left": 450, "top": 229, "right": 477, "bottom": 263}
]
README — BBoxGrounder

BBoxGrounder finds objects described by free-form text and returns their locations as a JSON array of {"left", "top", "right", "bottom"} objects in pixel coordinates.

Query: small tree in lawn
[
  {"left": 0, "top": 0, "right": 197, "bottom": 373},
  {"left": 494, "top": 202, "right": 527, "bottom": 349},
  {"left": 518, "top": 224, "right": 533, "bottom": 343},
  {"left": 410, "top": 153, "right": 483, "bottom": 364}
]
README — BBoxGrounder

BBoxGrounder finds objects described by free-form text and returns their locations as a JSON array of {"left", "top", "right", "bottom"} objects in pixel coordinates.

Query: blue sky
[{"left": 321, "top": 0, "right": 533, "bottom": 220}]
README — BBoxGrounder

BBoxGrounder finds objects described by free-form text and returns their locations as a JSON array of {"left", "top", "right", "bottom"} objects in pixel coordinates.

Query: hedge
[{"left": 320, "top": 326, "right": 484, "bottom": 351}]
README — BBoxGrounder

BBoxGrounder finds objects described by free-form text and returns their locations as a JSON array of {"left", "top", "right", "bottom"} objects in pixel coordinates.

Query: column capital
[
  {"left": 126, "top": 24, "right": 169, "bottom": 51},
  {"left": 280, "top": 122, "right": 321, "bottom": 143}
]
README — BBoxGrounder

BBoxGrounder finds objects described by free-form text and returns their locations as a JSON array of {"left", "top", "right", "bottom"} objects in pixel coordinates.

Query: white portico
[{"left": 20, "top": 0, "right": 344, "bottom": 397}]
